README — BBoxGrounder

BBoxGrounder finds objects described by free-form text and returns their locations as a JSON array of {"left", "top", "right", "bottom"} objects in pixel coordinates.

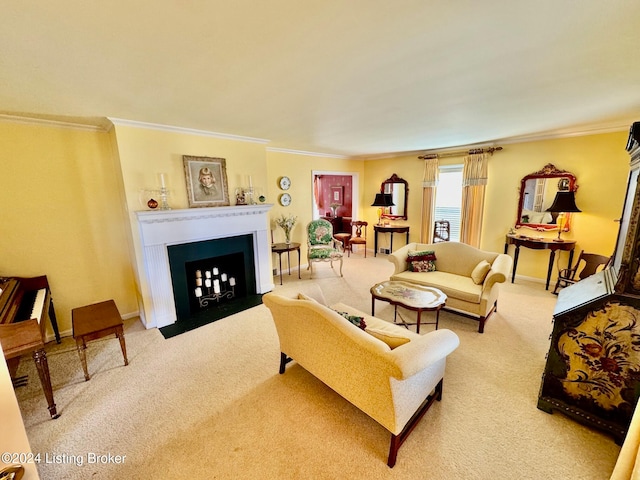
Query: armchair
[{"left": 307, "top": 219, "right": 344, "bottom": 278}]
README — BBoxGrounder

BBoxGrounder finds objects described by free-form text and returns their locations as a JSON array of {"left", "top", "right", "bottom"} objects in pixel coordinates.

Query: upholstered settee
[
  {"left": 262, "top": 284, "right": 460, "bottom": 467},
  {"left": 388, "top": 242, "right": 513, "bottom": 333}
]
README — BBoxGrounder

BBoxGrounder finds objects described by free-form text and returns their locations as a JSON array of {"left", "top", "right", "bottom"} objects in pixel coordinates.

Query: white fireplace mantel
[{"left": 135, "top": 204, "right": 274, "bottom": 328}]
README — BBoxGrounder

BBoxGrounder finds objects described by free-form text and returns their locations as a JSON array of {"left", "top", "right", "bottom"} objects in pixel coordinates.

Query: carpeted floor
[{"left": 14, "top": 254, "right": 621, "bottom": 479}]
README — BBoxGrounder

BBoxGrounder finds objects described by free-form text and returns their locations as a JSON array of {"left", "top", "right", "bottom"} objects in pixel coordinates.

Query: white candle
[
  {"left": 221, "top": 273, "right": 228, "bottom": 282},
  {"left": 195, "top": 287, "right": 202, "bottom": 297},
  {"left": 205, "top": 279, "right": 212, "bottom": 288},
  {"left": 159, "top": 173, "right": 166, "bottom": 188},
  {"left": 205, "top": 271, "right": 212, "bottom": 278},
  {"left": 195, "top": 278, "right": 202, "bottom": 287},
  {"left": 249, "top": 176, "right": 253, "bottom": 188},
  {"left": 213, "top": 267, "right": 219, "bottom": 275},
  {"left": 214, "top": 283, "right": 221, "bottom": 294},
  {"left": 213, "top": 279, "right": 220, "bottom": 289},
  {"left": 195, "top": 270, "right": 202, "bottom": 278},
  {"left": 229, "top": 277, "right": 236, "bottom": 287}
]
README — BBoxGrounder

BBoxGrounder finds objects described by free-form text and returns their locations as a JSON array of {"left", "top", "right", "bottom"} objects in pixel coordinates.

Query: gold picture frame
[{"left": 183, "top": 155, "right": 230, "bottom": 208}]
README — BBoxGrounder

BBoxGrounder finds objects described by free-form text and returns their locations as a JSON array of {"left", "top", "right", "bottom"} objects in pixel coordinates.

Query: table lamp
[
  {"left": 546, "top": 191, "right": 581, "bottom": 242},
  {"left": 371, "top": 193, "right": 395, "bottom": 225}
]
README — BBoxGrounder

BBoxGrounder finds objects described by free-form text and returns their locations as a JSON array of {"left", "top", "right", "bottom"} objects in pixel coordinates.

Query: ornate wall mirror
[
  {"left": 516, "top": 163, "right": 578, "bottom": 231},
  {"left": 381, "top": 173, "right": 408, "bottom": 220}
]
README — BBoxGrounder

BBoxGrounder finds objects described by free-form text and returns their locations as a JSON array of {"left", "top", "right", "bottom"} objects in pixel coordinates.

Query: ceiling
[{"left": 2, "top": 1, "right": 639, "bottom": 157}]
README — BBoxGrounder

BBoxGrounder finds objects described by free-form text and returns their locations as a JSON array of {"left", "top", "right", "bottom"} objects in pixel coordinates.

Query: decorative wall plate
[
  {"left": 279, "top": 176, "right": 291, "bottom": 190},
  {"left": 279, "top": 193, "right": 291, "bottom": 206}
]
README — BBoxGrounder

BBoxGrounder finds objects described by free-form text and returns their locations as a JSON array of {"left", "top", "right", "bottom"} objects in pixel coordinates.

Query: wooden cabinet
[{"left": 537, "top": 122, "right": 640, "bottom": 442}]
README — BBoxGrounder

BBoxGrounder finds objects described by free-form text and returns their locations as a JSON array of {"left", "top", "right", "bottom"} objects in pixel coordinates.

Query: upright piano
[{"left": 0, "top": 275, "right": 61, "bottom": 419}]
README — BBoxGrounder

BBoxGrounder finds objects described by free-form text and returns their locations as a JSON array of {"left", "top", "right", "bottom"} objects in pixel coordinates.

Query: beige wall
[
  {"left": 365, "top": 131, "right": 629, "bottom": 280},
  {"left": 265, "top": 150, "right": 365, "bottom": 264},
  {"left": 0, "top": 117, "right": 632, "bottom": 338},
  {"left": 0, "top": 121, "right": 137, "bottom": 336}
]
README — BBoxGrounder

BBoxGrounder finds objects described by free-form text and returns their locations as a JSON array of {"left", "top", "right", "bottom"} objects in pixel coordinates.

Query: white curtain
[
  {"left": 420, "top": 157, "right": 439, "bottom": 243},
  {"left": 460, "top": 153, "right": 488, "bottom": 247}
]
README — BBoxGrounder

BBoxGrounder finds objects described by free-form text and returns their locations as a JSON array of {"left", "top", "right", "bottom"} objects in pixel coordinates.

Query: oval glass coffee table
[{"left": 370, "top": 281, "right": 447, "bottom": 334}]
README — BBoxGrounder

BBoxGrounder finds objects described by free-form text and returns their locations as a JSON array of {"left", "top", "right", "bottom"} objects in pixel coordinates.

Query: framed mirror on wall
[
  {"left": 381, "top": 173, "right": 409, "bottom": 220},
  {"left": 516, "top": 163, "right": 578, "bottom": 231}
]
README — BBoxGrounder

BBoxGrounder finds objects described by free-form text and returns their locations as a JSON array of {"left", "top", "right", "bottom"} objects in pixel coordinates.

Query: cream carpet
[{"left": 15, "top": 254, "right": 621, "bottom": 479}]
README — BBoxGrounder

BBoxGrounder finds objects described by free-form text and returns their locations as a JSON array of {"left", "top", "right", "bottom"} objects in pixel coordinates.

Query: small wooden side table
[
  {"left": 72, "top": 300, "right": 129, "bottom": 381},
  {"left": 271, "top": 242, "right": 301, "bottom": 285}
]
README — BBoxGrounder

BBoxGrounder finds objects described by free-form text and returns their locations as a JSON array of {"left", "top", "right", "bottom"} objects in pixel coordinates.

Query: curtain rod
[{"left": 418, "top": 146, "right": 502, "bottom": 160}]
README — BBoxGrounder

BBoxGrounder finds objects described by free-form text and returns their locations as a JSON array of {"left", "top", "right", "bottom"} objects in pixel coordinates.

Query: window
[{"left": 434, "top": 166, "right": 463, "bottom": 242}]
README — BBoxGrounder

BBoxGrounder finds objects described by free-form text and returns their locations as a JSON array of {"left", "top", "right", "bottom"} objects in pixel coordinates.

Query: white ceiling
[{"left": 2, "top": 1, "right": 639, "bottom": 157}]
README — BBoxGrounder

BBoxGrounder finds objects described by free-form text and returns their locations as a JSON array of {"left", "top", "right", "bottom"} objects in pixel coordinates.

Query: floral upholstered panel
[
  {"left": 308, "top": 219, "right": 335, "bottom": 246},
  {"left": 309, "top": 247, "right": 342, "bottom": 260},
  {"left": 557, "top": 302, "right": 640, "bottom": 411}
]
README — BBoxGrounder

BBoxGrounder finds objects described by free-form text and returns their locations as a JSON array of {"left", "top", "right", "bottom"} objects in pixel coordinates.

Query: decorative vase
[
  {"left": 330, "top": 206, "right": 338, "bottom": 217},
  {"left": 284, "top": 230, "right": 291, "bottom": 244}
]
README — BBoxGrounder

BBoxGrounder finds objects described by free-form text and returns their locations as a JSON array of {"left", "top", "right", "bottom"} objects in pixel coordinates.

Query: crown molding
[
  {"left": 358, "top": 122, "right": 632, "bottom": 160},
  {"left": 0, "top": 114, "right": 106, "bottom": 132},
  {"left": 266, "top": 146, "right": 348, "bottom": 159},
  {"left": 108, "top": 117, "right": 269, "bottom": 144}
]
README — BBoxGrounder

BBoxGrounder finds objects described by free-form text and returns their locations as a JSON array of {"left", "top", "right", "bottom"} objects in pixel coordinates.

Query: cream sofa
[
  {"left": 388, "top": 242, "right": 513, "bottom": 333},
  {"left": 262, "top": 284, "right": 460, "bottom": 467}
]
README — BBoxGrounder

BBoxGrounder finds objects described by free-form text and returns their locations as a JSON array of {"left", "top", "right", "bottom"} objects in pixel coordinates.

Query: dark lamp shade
[
  {"left": 371, "top": 193, "right": 395, "bottom": 207},
  {"left": 546, "top": 191, "right": 582, "bottom": 213}
]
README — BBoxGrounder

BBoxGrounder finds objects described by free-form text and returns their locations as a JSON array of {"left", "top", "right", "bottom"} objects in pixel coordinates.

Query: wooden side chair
[
  {"left": 306, "top": 219, "right": 344, "bottom": 278},
  {"left": 552, "top": 251, "right": 611, "bottom": 294},
  {"left": 348, "top": 221, "right": 368, "bottom": 257},
  {"left": 433, "top": 220, "right": 450, "bottom": 243}
]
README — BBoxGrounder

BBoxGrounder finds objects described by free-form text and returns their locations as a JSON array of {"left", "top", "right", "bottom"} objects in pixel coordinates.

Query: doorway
[{"left": 311, "top": 171, "right": 359, "bottom": 228}]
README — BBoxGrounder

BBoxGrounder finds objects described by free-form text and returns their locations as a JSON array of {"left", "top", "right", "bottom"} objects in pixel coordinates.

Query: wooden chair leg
[
  {"left": 279, "top": 352, "right": 292, "bottom": 374},
  {"left": 386, "top": 380, "right": 443, "bottom": 467}
]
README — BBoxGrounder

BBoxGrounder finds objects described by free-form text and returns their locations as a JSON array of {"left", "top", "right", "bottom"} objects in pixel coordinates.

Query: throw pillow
[
  {"left": 333, "top": 310, "right": 367, "bottom": 330},
  {"left": 407, "top": 250, "right": 437, "bottom": 272},
  {"left": 365, "top": 327, "right": 411, "bottom": 349},
  {"left": 471, "top": 260, "right": 492, "bottom": 284}
]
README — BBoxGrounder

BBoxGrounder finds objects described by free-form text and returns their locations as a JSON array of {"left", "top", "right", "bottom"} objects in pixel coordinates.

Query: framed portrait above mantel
[{"left": 183, "top": 155, "right": 230, "bottom": 208}]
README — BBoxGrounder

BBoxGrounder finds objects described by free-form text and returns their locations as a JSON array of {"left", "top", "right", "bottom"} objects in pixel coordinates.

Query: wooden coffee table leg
[
  {"left": 116, "top": 326, "right": 129, "bottom": 366},
  {"left": 416, "top": 310, "right": 421, "bottom": 334},
  {"left": 76, "top": 337, "right": 90, "bottom": 381}
]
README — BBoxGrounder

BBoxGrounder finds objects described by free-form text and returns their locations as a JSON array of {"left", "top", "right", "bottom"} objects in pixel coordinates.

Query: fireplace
[
  {"left": 134, "top": 205, "right": 274, "bottom": 329},
  {"left": 168, "top": 235, "right": 254, "bottom": 320}
]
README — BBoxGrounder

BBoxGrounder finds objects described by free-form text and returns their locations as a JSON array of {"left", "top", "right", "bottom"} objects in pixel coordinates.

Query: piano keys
[{"left": 0, "top": 275, "right": 61, "bottom": 419}]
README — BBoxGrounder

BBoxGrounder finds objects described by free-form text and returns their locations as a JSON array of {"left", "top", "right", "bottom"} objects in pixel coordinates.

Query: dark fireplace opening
[
  {"left": 161, "top": 234, "right": 262, "bottom": 338},
  {"left": 184, "top": 253, "right": 247, "bottom": 315}
]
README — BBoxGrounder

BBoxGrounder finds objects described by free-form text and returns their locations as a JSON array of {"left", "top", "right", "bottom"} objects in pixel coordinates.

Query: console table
[
  {"left": 504, "top": 234, "right": 576, "bottom": 290},
  {"left": 373, "top": 225, "right": 410, "bottom": 257}
]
